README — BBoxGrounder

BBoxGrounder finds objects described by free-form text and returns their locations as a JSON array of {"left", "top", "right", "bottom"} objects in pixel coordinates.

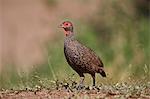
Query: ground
[{"left": 1, "top": 83, "right": 150, "bottom": 99}]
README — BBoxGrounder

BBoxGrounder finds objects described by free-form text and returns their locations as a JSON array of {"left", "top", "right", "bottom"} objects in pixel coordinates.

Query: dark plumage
[{"left": 59, "top": 21, "right": 106, "bottom": 87}]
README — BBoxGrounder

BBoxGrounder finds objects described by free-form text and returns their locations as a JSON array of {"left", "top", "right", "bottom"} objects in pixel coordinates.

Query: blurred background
[{"left": 0, "top": 0, "right": 149, "bottom": 88}]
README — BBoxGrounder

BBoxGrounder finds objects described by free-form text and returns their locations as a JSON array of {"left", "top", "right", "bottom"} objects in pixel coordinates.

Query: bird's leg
[
  {"left": 79, "top": 76, "right": 85, "bottom": 86},
  {"left": 91, "top": 74, "right": 98, "bottom": 90},
  {"left": 77, "top": 74, "right": 85, "bottom": 90},
  {"left": 91, "top": 74, "right": 95, "bottom": 86}
]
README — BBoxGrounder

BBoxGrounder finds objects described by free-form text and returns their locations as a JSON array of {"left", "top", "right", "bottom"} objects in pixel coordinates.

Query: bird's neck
[
  {"left": 64, "top": 31, "right": 75, "bottom": 44},
  {"left": 64, "top": 30, "right": 74, "bottom": 38}
]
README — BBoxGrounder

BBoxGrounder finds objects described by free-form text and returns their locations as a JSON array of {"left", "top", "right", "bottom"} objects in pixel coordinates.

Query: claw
[{"left": 77, "top": 84, "right": 84, "bottom": 90}]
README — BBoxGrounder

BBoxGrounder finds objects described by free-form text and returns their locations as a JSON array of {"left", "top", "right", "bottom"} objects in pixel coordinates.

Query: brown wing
[{"left": 75, "top": 40, "right": 104, "bottom": 67}]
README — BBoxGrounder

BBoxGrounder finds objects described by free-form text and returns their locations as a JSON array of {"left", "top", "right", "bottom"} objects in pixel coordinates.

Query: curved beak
[{"left": 58, "top": 24, "right": 64, "bottom": 28}]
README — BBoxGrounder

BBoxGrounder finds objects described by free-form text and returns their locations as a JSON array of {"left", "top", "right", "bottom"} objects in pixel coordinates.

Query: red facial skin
[{"left": 59, "top": 21, "right": 73, "bottom": 36}]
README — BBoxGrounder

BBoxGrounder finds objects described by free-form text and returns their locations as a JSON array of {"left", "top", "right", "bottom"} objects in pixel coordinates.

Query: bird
[{"left": 59, "top": 21, "right": 106, "bottom": 89}]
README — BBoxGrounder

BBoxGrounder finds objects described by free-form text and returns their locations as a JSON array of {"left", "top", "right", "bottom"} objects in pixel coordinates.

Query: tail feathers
[
  {"left": 100, "top": 70, "right": 106, "bottom": 77},
  {"left": 99, "top": 68, "right": 106, "bottom": 77}
]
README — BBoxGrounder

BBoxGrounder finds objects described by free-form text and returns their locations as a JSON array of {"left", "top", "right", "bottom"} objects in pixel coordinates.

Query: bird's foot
[
  {"left": 91, "top": 85, "right": 97, "bottom": 90},
  {"left": 85, "top": 85, "right": 99, "bottom": 90},
  {"left": 76, "top": 84, "right": 84, "bottom": 90}
]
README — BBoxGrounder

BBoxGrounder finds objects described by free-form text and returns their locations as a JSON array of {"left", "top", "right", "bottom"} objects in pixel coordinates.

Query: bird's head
[{"left": 59, "top": 21, "right": 73, "bottom": 36}]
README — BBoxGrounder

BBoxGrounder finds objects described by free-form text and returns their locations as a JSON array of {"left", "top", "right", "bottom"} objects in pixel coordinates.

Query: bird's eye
[{"left": 65, "top": 23, "right": 68, "bottom": 25}]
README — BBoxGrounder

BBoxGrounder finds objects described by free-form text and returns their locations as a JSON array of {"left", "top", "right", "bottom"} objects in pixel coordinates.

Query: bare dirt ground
[
  {"left": 0, "top": 88, "right": 150, "bottom": 99},
  {"left": 0, "top": 83, "right": 150, "bottom": 99}
]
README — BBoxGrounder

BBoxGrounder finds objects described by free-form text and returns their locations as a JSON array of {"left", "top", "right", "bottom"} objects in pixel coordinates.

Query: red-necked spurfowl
[{"left": 59, "top": 21, "right": 106, "bottom": 89}]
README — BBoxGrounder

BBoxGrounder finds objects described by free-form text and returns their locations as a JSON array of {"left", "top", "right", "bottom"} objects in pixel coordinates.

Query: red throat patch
[{"left": 64, "top": 30, "right": 69, "bottom": 36}]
